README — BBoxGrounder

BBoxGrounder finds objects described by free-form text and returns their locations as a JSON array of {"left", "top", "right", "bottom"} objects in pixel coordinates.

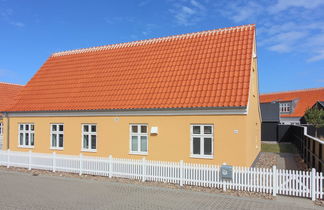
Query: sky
[{"left": 0, "top": 0, "right": 324, "bottom": 94}]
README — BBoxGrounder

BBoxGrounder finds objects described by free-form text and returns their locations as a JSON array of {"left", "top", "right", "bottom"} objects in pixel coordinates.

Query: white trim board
[{"left": 5, "top": 108, "right": 247, "bottom": 117}]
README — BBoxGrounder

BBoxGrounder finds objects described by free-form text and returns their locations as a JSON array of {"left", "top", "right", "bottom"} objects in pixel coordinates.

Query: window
[
  {"left": 18, "top": 123, "right": 35, "bottom": 148},
  {"left": 0, "top": 123, "right": 3, "bottom": 135},
  {"left": 50, "top": 124, "right": 64, "bottom": 149},
  {"left": 82, "top": 124, "right": 97, "bottom": 152},
  {"left": 130, "top": 124, "right": 148, "bottom": 155},
  {"left": 190, "top": 124, "right": 213, "bottom": 158},
  {"left": 280, "top": 103, "right": 291, "bottom": 113}
]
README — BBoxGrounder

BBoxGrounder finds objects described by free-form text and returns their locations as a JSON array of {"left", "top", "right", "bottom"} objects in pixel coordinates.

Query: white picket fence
[
  {"left": 0, "top": 135, "right": 3, "bottom": 150},
  {"left": 0, "top": 150, "right": 323, "bottom": 200}
]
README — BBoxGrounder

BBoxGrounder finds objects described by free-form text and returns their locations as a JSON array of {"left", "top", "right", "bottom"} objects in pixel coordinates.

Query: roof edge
[
  {"left": 5, "top": 106, "right": 247, "bottom": 113},
  {"left": 52, "top": 24, "right": 255, "bottom": 57},
  {"left": 0, "top": 82, "right": 24, "bottom": 86}
]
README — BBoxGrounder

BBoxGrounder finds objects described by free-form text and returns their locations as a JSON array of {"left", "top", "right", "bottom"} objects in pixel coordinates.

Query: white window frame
[
  {"left": 190, "top": 124, "right": 214, "bottom": 159},
  {"left": 81, "top": 124, "right": 97, "bottom": 152},
  {"left": 280, "top": 103, "right": 291, "bottom": 113},
  {"left": 0, "top": 122, "right": 3, "bottom": 136},
  {"left": 18, "top": 123, "right": 35, "bottom": 148},
  {"left": 129, "top": 124, "right": 148, "bottom": 155},
  {"left": 50, "top": 124, "right": 64, "bottom": 150}
]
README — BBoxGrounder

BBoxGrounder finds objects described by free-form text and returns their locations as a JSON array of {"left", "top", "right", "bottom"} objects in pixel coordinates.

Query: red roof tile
[
  {"left": 260, "top": 88, "right": 324, "bottom": 117},
  {"left": 0, "top": 82, "right": 24, "bottom": 112},
  {"left": 8, "top": 24, "right": 255, "bottom": 112}
]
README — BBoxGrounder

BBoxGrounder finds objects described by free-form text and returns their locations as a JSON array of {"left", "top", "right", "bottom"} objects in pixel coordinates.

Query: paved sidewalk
[{"left": 0, "top": 169, "right": 321, "bottom": 210}]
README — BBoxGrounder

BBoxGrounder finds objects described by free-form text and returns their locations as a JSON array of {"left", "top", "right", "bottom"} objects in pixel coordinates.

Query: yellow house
[
  {"left": 2, "top": 24, "right": 261, "bottom": 167},
  {"left": 0, "top": 82, "right": 24, "bottom": 149}
]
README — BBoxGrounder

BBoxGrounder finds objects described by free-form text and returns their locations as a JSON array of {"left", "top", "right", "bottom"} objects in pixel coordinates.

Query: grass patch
[{"left": 261, "top": 143, "right": 298, "bottom": 154}]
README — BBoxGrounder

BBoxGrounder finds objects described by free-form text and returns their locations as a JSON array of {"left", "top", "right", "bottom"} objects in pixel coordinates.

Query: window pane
[
  {"left": 140, "top": 136, "right": 147, "bottom": 152},
  {"left": 31, "top": 124, "right": 34, "bottom": 131},
  {"left": 204, "top": 126, "right": 212, "bottom": 134},
  {"left": 25, "top": 124, "right": 29, "bottom": 131},
  {"left": 25, "top": 133, "right": 29, "bottom": 146},
  {"left": 19, "top": 133, "right": 24, "bottom": 145},
  {"left": 83, "top": 135, "right": 89, "bottom": 149},
  {"left": 193, "top": 126, "right": 200, "bottom": 134},
  {"left": 52, "top": 125, "right": 57, "bottom": 131},
  {"left": 131, "top": 136, "right": 138, "bottom": 152},
  {"left": 132, "top": 125, "right": 138, "bottom": 133},
  {"left": 204, "top": 138, "right": 212, "bottom": 155},
  {"left": 59, "top": 134, "right": 64, "bottom": 147},
  {"left": 59, "top": 125, "right": 64, "bottom": 132},
  {"left": 193, "top": 137, "right": 200, "bottom": 154},
  {"left": 140, "top": 125, "right": 147, "bottom": 134},
  {"left": 91, "top": 135, "right": 96, "bottom": 149},
  {"left": 83, "top": 125, "right": 89, "bottom": 132},
  {"left": 91, "top": 125, "right": 96, "bottom": 132},
  {"left": 52, "top": 134, "right": 57, "bottom": 147},
  {"left": 30, "top": 133, "right": 34, "bottom": 146},
  {"left": 19, "top": 124, "right": 24, "bottom": 131}
]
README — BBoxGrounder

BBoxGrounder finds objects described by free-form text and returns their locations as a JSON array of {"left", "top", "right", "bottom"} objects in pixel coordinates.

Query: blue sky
[{"left": 1, "top": 0, "right": 324, "bottom": 94}]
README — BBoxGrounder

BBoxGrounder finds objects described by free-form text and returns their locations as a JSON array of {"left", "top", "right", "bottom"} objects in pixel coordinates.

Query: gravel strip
[
  {"left": 254, "top": 152, "right": 277, "bottom": 168},
  {"left": 294, "top": 155, "right": 309, "bottom": 171},
  {"left": 254, "top": 152, "right": 308, "bottom": 171}
]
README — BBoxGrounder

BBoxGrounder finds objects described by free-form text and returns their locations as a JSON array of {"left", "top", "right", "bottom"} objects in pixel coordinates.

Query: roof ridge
[
  {"left": 0, "top": 82, "right": 24, "bottom": 86},
  {"left": 52, "top": 24, "right": 255, "bottom": 57},
  {"left": 261, "top": 87, "right": 324, "bottom": 95}
]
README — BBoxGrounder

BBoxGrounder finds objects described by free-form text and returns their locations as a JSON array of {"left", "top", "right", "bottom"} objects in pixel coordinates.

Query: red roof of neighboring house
[
  {"left": 260, "top": 88, "right": 324, "bottom": 118},
  {"left": 8, "top": 24, "right": 255, "bottom": 112},
  {"left": 0, "top": 82, "right": 24, "bottom": 112}
]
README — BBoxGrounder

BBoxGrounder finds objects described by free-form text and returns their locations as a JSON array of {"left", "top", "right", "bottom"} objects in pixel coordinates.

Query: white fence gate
[{"left": 0, "top": 150, "right": 323, "bottom": 200}]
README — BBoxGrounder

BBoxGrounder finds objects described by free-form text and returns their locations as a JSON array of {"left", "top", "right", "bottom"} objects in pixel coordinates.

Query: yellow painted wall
[
  {"left": 3, "top": 114, "right": 258, "bottom": 166},
  {"left": 245, "top": 37, "right": 261, "bottom": 166},
  {"left": 0, "top": 117, "right": 3, "bottom": 134}
]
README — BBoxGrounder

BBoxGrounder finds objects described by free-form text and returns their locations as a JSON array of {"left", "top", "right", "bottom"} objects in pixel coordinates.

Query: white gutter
[{"left": 5, "top": 108, "right": 247, "bottom": 117}]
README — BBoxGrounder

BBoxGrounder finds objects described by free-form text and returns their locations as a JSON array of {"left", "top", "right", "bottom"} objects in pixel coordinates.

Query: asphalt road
[{"left": 0, "top": 169, "right": 321, "bottom": 210}]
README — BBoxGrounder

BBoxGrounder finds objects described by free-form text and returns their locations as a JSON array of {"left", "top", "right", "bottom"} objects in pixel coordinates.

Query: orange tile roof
[
  {"left": 8, "top": 24, "right": 255, "bottom": 112},
  {"left": 260, "top": 88, "right": 324, "bottom": 117},
  {"left": 0, "top": 82, "right": 24, "bottom": 112}
]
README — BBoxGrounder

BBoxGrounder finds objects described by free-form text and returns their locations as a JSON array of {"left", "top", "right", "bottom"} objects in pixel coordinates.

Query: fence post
[
  {"left": 79, "top": 154, "right": 83, "bottom": 176},
  {"left": 7, "top": 149, "right": 10, "bottom": 168},
  {"left": 223, "top": 180, "right": 226, "bottom": 192},
  {"left": 222, "top": 164, "right": 226, "bottom": 192},
  {"left": 52, "top": 152, "right": 56, "bottom": 172},
  {"left": 108, "top": 155, "right": 112, "bottom": 178},
  {"left": 28, "top": 150, "right": 32, "bottom": 170},
  {"left": 311, "top": 168, "right": 316, "bottom": 201},
  {"left": 180, "top": 160, "right": 183, "bottom": 186},
  {"left": 142, "top": 157, "right": 146, "bottom": 182},
  {"left": 272, "top": 165, "right": 277, "bottom": 196}
]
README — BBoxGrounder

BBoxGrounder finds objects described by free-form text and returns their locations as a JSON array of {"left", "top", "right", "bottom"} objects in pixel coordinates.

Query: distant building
[
  {"left": 260, "top": 102, "right": 280, "bottom": 141},
  {"left": 313, "top": 101, "right": 324, "bottom": 110},
  {"left": 260, "top": 102, "right": 280, "bottom": 123},
  {"left": 260, "top": 88, "right": 324, "bottom": 125},
  {"left": 300, "top": 100, "right": 324, "bottom": 125}
]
